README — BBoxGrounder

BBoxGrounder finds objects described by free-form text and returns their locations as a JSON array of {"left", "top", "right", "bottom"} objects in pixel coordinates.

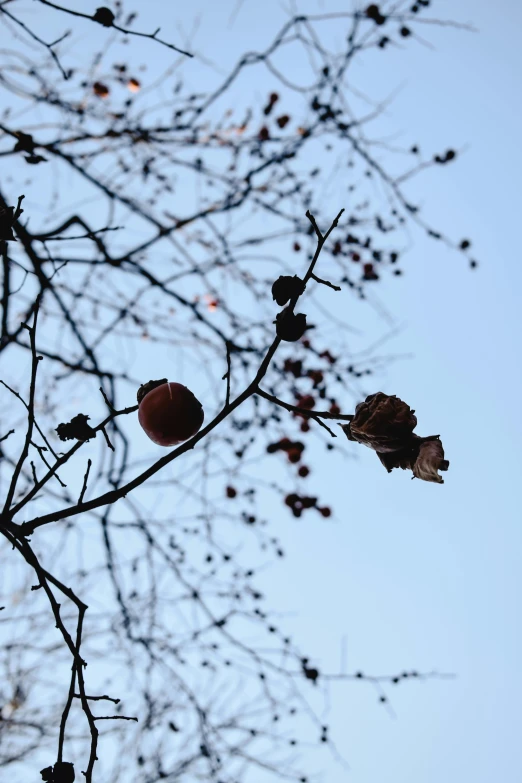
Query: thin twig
[
  {"left": 9, "top": 400, "right": 138, "bottom": 518},
  {"left": 2, "top": 302, "right": 42, "bottom": 514},
  {"left": 35, "top": 0, "right": 193, "bottom": 58},
  {"left": 257, "top": 387, "right": 353, "bottom": 423},
  {"left": 99, "top": 386, "right": 115, "bottom": 412},
  {"left": 311, "top": 272, "right": 341, "bottom": 291},
  {"left": 78, "top": 459, "right": 92, "bottom": 505},
  {"left": 74, "top": 693, "right": 120, "bottom": 705},
  {"left": 0, "top": 6, "right": 70, "bottom": 79},
  {"left": 92, "top": 714, "right": 138, "bottom": 722},
  {"left": 222, "top": 340, "right": 232, "bottom": 407},
  {"left": 100, "top": 427, "right": 114, "bottom": 452},
  {"left": 18, "top": 210, "right": 345, "bottom": 535},
  {"left": 255, "top": 389, "right": 339, "bottom": 437}
]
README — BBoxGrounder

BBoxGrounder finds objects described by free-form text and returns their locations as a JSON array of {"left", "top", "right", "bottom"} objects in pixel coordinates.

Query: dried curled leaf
[
  {"left": 56, "top": 414, "right": 96, "bottom": 442},
  {"left": 342, "top": 392, "right": 449, "bottom": 484},
  {"left": 412, "top": 437, "right": 449, "bottom": 484},
  {"left": 376, "top": 440, "right": 419, "bottom": 473}
]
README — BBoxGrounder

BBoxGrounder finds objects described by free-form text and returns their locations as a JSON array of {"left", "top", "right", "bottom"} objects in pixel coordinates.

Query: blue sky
[
  {"left": 3, "top": 1, "right": 522, "bottom": 781},
  {"left": 174, "top": 1, "right": 522, "bottom": 781}
]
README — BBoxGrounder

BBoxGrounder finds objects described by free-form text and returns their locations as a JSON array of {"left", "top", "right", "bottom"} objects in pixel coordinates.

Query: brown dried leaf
[
  {"left": 343, "top": 392, "right": 417, "bottom": 453},
  {"left": 376, "top": 441, "right": 419, "bottom": 473},
  {"left": 342, "top": 393, "right": 449, "bottom": 485},
  {"left": 412, "top": 437, "right": 449, "bottom": 484}
]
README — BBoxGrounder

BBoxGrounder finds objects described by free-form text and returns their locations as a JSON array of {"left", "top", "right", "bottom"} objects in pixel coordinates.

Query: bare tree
[{"left": 0, "top": 2, "right": 471, "bottom": 781}]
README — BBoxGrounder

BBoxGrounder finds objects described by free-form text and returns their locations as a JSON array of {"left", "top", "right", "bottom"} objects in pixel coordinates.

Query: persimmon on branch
[
  {"left": 1, "top": 203, "right": 451, "bottom": 781},
  {"left": 8, "top": 209, "right": 345, "bottom": 538},
  {"left": 2, "top": 207, "right": 355, "bottom": 781}
]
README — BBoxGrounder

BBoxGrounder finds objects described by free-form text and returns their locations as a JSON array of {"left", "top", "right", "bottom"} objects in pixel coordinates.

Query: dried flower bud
[
  {"left": 274, "top": 308, "right": 307, "bottom": 342},
  {"left": 271, "top": 275, "right": 305, "bottom": 306}
]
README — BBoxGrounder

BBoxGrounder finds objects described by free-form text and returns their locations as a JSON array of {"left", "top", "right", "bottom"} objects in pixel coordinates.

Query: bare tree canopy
[{"left": 0, "top": 2, "right": 472, "bottom": 781}]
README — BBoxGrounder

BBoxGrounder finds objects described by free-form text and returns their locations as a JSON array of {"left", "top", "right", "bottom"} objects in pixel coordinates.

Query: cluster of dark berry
[{"left": 284, "top": 493, "right": 331, "bottom": 519}]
